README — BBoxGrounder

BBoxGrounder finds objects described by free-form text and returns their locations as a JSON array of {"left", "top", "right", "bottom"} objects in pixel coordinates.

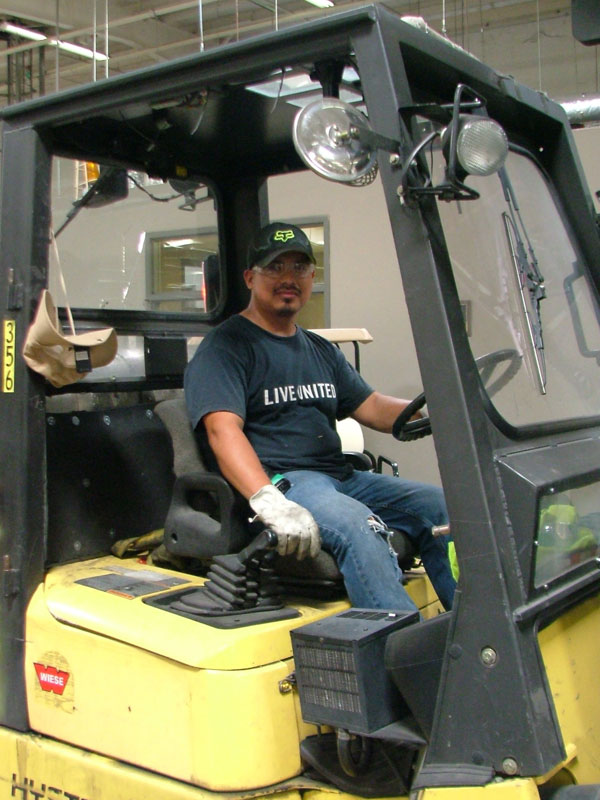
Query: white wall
[{"left": 574, "top": 127, "right": 600, "bottom": 214}]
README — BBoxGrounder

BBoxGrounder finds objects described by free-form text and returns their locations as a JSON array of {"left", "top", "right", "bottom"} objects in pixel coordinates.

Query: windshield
[
  {"left": 435, "top": 148, "right": 600, "bottom": 428},
  {"left": 49, "top": 158, "right": 221, "bottom": 316}
]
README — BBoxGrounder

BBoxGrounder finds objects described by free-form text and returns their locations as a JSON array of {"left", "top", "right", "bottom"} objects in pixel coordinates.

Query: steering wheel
[{"left": 392, "top": 348, "right": 521, "bottom": 442}]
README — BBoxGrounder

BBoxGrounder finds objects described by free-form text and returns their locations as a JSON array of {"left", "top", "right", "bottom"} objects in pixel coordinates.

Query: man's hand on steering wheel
[{"left": 392, "top": 393, "right": 430, "bottom": 441}]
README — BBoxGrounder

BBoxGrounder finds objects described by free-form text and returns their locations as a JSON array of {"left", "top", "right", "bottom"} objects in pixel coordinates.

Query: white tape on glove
[{"left": 249, "top": 484, "right": 321, "bottom": 560}]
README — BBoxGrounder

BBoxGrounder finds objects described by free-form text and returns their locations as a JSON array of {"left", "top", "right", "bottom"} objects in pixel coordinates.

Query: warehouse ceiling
[{"left": 0, "top": 0, "right": 596, "bottom": 108}]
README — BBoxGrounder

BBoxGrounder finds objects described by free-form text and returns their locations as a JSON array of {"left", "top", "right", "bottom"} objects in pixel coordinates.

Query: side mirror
[
  {"left": 54, "top": 165, "right": 129, "bottom": 238},
  {"left": 85, "top": 166, "right": 129, "bottom": 208}
]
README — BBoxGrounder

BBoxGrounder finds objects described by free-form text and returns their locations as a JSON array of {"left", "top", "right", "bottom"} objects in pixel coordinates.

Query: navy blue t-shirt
[{"left": 184, "top": 315, "right": 373, "bottom": 478}]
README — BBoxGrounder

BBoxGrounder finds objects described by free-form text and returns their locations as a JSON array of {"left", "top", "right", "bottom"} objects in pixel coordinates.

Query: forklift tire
[{"left": 336, "top": 729, "right": 373, "bottom": 777}]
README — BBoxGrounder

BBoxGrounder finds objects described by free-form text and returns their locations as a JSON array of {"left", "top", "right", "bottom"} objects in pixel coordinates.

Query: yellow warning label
[{"left": 2, "top": 319, "right": 15, "bottom": 392}]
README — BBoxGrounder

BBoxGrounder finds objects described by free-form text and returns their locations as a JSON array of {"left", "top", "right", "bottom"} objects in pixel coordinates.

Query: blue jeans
[{"left": 283, "top": 469, "right": 456, "bottom": 613}]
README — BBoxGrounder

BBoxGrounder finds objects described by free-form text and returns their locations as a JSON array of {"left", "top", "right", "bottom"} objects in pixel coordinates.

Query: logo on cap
[{"left": 273, "top": 229, "right": 295, "bottom": 243}]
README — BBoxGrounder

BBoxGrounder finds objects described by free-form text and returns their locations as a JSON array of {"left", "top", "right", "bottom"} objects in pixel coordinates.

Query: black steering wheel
[{"left": 392, "top": 348, "right": 521, "bottom": 442}]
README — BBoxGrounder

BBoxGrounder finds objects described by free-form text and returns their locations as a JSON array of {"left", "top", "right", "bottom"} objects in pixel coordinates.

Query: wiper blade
[
  {"left": 501, "top": 211, "right": 546, "bottom": 394},
  {"left": 499, "top": 167, "right": 546, "bottom": 395}
]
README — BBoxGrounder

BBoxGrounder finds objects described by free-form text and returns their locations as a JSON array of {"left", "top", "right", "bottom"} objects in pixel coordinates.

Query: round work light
[{"left": 454, "top": 115, "right": 509, "bottom": 176}]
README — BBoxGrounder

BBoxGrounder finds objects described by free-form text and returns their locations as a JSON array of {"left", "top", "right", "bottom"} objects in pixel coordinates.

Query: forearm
[{"left": 351, "top": 391, "right": 418, "bottom": 433}]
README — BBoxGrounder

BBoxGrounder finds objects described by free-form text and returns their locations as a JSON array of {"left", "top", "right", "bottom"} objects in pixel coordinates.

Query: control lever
[{"left": 169, "top": 528, "right": 283, "bottom": 617}]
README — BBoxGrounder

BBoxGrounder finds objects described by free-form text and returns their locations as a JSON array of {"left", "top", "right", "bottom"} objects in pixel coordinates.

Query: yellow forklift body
[
  {"left": 538, "top": 593, "right": 600, "bottom": 784},
  {"left": 25, "top": 556, "right": 345, "bottom": 790},
  {"left": 1, "top": 728, "right": 548, "bottom": 800},
  {"left": 0, "top": 726, "right": 306, "bottom": 800},
  {"left": 413, "top": 781, "right": 541, "bottom": 799},
  {"left": 24, "top": 556, "right": 437, "bottom": 792}
]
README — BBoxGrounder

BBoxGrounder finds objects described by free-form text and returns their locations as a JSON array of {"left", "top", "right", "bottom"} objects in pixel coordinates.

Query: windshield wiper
[{"left": 499, "top": 167, "right": 547, "bottom": 395}]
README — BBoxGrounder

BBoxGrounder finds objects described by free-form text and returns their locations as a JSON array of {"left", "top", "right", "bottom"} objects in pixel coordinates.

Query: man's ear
[{"left": 243, "top": 268, "right": 255, "bottom": 289}]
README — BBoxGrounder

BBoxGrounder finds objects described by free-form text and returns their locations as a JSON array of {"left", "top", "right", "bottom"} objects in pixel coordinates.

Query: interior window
[
  {"left": 49, "top": 158, "right": 220, "bottom": 317},
  {"left": 148, "top": 231, "right": 219, "bottom": 313}
]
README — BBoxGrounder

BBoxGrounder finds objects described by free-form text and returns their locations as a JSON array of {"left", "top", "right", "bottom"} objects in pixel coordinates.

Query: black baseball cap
[{"left": 247, "top": 222, "right": 316, "bottom": 269}]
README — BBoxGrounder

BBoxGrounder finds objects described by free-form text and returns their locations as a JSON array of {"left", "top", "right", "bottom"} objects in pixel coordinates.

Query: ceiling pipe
[{"left": 561, "top": 96, "right": 600, "bottom": 125}]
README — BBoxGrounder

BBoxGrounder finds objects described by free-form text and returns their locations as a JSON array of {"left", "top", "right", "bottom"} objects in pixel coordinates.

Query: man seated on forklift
[{"left": 185, "top": 222, "right": 456, "bottom": 612}]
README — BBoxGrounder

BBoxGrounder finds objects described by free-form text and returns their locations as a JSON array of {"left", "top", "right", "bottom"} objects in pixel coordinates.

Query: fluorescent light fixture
[
  {"left": 286, "top": 86, "right": 363, "bottom": 108},
  {"left": 247, "top": 69, "right": 315, "bottom": 99},
  {"left": 53, "top": 39, "right": 108, "bottom": 61},
  {"left": 249, "top": 68, "right": 361, "bottom": 101},
  {"left": 304, "top": 0, "right": 334, "bottom": 7},
  {"left": 0, "top": 20, "right": 108, "bottom": 60},
  {"left": 248, "top": 64, "right": 362, "bottom": 108},
  {"left": 165, "top": 238, "right": 197, "bottom": 248},
  {"left": 0, "top": 21, "right": 46, "bottom": 40}
]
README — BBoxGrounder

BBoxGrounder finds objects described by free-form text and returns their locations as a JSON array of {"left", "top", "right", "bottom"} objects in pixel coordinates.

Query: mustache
[{"left": 274, "top": 283, "right": 301, "bottom": 294}]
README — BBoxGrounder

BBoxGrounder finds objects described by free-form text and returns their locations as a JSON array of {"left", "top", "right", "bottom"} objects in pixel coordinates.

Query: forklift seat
[
  {"left": 155, "top": 398, "right": 417, "bottom": 584},
  {"left": 154, "top": 398, "right": 344, "bottom": 584}
]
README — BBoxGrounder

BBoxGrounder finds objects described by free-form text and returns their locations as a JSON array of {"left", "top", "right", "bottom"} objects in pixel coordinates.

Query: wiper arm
[{"left": 499, "top": 167, "right": 547, "bottom": 394}]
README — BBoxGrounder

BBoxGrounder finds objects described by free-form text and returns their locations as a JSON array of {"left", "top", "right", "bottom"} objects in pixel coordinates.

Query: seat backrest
[
  {"left": 155, "top": 397, "right": 250, "bottom": 558},
  {"left": 154, "top": 397, "right": 346, "bottom": 586},
  {"left": 154, "top": 397, "right": 205, "bottom": 477}
]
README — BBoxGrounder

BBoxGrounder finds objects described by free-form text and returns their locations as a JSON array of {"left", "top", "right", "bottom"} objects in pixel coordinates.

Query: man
[{"left": 185, "top": 222, "right": 456, "bottom": 612}]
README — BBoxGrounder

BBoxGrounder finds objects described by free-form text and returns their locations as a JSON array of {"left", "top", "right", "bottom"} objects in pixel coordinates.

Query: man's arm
[
  {"left": 202, "top": 410, "right": 321, "bottom": 559},
  {"left": 350, "top": 391, "right": 419, "bottom": 433},
  {"left": 203, "top": 410, "right": 270, "bottom": 498}
]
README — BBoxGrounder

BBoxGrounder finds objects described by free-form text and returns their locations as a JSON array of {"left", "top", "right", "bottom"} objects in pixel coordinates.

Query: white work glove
[{"left": 249, "top": 484, "right": 321, "bottom": 560}]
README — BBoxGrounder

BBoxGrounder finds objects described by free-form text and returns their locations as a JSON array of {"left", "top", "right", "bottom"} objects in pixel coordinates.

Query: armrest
[
  {"left": 164, "top": 470, "right": 249, "bottom": 558},
  {"left": 377, "top": 454, "right": 399, "bottom": 477},
  {"left": 344, "top": 450, "right": 376, "bottom": 471}
]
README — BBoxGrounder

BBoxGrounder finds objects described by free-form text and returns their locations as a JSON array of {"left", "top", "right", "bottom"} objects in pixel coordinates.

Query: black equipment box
[{"left": 291, "top": 608, "right": 418, "bottom": 734}]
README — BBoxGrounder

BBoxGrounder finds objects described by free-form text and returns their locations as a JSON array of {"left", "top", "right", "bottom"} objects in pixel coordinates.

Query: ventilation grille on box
[
  {"left": 294, "top": 642, "right": 361, "bottom": 713},
  {"left": 339, "top": 609, "right": 398, "bottom": 621}
]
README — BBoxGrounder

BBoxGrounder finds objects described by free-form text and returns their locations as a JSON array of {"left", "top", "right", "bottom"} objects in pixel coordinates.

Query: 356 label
[{"left": 2, "top": 318, "right": 15, "bottom": 392}]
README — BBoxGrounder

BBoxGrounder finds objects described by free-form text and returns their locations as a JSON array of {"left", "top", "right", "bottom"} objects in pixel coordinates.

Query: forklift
[{"left": 1, "top": 4, "right": 600, "bottom": 799}]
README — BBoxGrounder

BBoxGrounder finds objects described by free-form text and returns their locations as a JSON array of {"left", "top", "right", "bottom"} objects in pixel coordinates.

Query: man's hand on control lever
[{"left": 249, "top": 484, "right": 321, "bottom": 560}]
